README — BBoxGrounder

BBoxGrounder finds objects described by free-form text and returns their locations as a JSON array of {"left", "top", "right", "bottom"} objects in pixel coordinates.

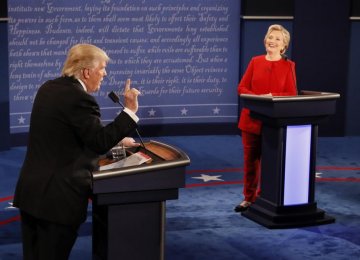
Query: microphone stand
[
  {"left": 282, "top": 54, "right": 298, "bottom": 95},
  {"left": 108, "top": 91, "right": 147, "bottom": 154}
]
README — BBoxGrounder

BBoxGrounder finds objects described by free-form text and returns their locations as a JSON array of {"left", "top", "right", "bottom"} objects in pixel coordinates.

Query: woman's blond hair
[
  {"left": 61, "top": 44, "right": 110, "bottom": 78},
  {"left": 264, "top": 24, "right": 291, "bottom": 54}
]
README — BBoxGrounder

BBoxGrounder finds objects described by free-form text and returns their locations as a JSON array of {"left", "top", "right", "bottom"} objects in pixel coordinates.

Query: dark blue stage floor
[{"left": 1, "top": 135, "right": 359, "bottom": 259}]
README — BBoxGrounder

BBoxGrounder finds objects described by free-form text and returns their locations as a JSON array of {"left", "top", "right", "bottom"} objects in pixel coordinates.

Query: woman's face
[{"left": 265, "top": 30, "right": 285, "bottom": 55}]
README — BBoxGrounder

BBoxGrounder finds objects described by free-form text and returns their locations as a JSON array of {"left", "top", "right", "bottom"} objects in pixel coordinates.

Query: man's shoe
[{"left": 234, "top": 201, "right": 252, "bottom": 212}]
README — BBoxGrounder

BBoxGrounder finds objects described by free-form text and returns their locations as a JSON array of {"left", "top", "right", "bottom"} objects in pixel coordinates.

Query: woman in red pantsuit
[{"left": 235, "top": 24, "right": 297, "bottom": 212}]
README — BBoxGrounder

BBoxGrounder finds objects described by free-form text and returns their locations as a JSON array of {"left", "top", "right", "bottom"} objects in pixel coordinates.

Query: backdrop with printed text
[{"left": 8, "top": 0, "right": 240, "bottom": 133}]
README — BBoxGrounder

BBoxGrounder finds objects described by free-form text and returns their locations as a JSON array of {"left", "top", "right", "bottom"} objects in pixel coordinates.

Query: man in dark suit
[{"left": 13, "top": 44, "right": 141, "bottom": 260}]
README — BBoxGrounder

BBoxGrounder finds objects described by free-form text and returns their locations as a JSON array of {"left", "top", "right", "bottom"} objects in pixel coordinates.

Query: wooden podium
[
  {"left": 92, "top": 140, "right": 190, "bottom": 260},
  {"left": 240, "top": 90, "right": 340, "bottom": 228}
]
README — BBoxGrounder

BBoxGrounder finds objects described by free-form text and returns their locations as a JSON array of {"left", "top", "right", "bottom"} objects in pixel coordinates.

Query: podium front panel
[{"left": 283, "top": 125, "right": 312, "bottom": 205}]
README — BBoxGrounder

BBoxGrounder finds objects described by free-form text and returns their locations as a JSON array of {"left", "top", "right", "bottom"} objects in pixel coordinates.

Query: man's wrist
[{"left": 123, "top": 107, "right": 139, "bottom": 123}]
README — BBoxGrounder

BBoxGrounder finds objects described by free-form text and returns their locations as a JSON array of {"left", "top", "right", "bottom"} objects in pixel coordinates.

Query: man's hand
[
  {"left": 123, "top": 79, "right": 140, "bottom": 113},
  {"left": 120, "top": 137, "right": 140, "bottom": 147}
]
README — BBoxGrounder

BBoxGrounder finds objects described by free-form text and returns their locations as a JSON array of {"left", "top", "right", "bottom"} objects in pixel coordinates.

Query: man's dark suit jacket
[{"left": 13, "top": 76, "right": 138, "bottom": 226}]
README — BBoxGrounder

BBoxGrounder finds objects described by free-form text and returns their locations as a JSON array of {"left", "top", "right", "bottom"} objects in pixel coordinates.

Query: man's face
[{"left": 84, "top": 60, "right": 107, "bottom": 93}]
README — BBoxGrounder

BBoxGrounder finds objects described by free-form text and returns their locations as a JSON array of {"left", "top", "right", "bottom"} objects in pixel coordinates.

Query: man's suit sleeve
[{"left": 67, "top": 90, "right": 138, "bottom": 155}]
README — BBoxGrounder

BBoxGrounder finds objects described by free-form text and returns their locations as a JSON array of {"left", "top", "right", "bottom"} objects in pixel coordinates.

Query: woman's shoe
[{"left": 234, "top": 201, "right": 252, "bottom": 212}]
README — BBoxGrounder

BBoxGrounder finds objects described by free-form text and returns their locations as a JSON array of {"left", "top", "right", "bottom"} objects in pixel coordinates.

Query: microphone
[
  {"left": 281, "top": 54, "right": 288, "bottom": 61},
  {"left": 108, "top": 91, "right": 121, "bottom": 104},
  {"left": 108, "top": 91, "right": 147, "bottom": 153},
  {"left": 282, "top": 54, "right": 298, "bottom": 95}
]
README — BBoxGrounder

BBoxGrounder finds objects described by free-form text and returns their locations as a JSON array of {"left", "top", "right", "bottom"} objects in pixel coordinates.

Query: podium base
[{"left": 241, "top": 198, "right": 335, "bottom": 229}]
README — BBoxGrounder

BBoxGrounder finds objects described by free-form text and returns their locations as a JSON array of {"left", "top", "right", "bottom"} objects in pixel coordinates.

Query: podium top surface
[
  {"left": 93, "top": 140, "right": 190, "bottom": 181},
  {"left": 240, "top": 90, "right": 340, "bottom": 119},
  {"left": 240, "top": 90, "right": 340, "bottom": 102}
]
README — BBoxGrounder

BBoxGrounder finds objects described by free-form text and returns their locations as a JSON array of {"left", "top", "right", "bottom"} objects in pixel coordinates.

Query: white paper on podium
[{"left": 99, "top": 151, "right": 151, "bottom": 171}]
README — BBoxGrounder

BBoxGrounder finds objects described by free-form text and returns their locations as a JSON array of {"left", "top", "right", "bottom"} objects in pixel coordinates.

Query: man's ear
[{"left": 83, "top": 68, "right": 90, "bottom": 79}]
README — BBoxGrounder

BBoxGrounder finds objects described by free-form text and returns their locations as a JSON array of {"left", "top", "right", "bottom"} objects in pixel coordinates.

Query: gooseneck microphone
[
  {"left": 281, "top": 54, "right": 298, "bottom": 95},
  {"left": 108, "top": 91, "right": 147, "bottom": 153},
  {"left": 281, "top": 54, "right": 288, "bottom": 61}
]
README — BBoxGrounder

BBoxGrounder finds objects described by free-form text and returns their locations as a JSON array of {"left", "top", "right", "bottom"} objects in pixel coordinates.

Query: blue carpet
[{"left": 1, "top": 135, "right": 360, "bottom": 259}]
